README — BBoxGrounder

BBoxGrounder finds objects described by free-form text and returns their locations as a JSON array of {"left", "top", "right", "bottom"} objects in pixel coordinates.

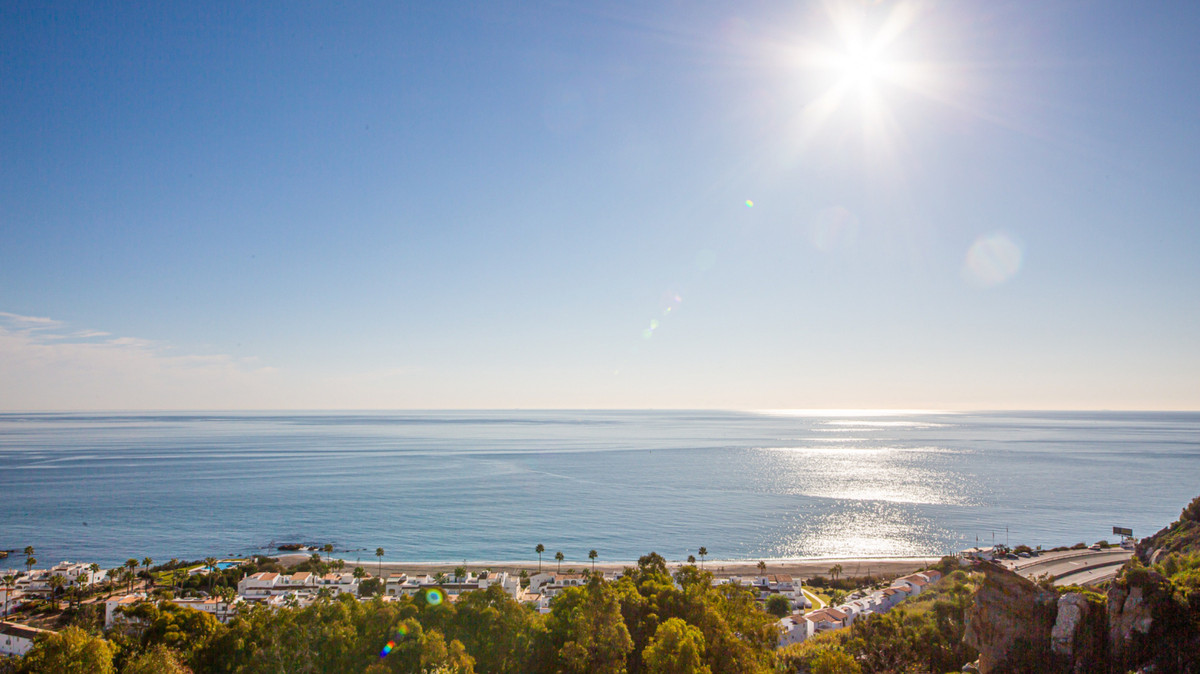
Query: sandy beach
[{"left": 280, "top": 555, "right": 941, "bottom": 581}]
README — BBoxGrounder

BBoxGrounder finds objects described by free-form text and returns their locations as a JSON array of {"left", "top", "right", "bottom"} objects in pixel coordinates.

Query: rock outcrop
[
  {"left": 964, "top": 563, "right": 1062, "bottom": 673},
  {"left": 964, "top": 490, "right": 1200, "bottom": 674}
]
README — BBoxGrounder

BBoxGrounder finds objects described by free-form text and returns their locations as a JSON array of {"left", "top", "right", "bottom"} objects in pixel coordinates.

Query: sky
[{"left": 1, "top": 1, "right": 1198, "bottom": 411}]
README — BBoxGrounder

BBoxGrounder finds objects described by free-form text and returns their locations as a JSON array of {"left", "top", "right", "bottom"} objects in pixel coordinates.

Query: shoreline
[{"left": 279, "top": 555, "right": 943, "bottom": 580}]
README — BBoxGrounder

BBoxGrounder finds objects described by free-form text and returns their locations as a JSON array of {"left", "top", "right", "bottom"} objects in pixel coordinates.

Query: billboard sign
[{"left": 1113, "top": 526, "right": 1133, "bottom": 537}]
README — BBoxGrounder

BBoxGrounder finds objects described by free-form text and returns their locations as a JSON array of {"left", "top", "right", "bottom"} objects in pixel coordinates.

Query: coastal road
[{"left": 1004, "top": 549, "right": 1132, "bottom": 586}]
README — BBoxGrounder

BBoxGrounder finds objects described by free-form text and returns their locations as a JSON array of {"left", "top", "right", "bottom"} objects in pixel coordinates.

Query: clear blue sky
[{"left": 2, "top": 1, "right": 1198, "bottom": 410}]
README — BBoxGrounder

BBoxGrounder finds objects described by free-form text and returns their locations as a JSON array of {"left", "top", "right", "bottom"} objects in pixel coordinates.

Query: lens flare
[
  {"left": 425, "top": 588, "right": 444, "bottom": 606},
  {"left": 963, "top": 233, "right": 1022, "bottom": 287},
  {"left": 380, "top": 623, "right": 413, "bottom": 658},
  {"left": 745, "top": 200, "right": 754, "bottom": 208}
]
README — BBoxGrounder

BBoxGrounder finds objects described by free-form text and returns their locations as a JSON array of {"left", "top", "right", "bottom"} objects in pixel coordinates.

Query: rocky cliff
[{"left": 964, "top": 493, "right": 1200, "bottom": 674}]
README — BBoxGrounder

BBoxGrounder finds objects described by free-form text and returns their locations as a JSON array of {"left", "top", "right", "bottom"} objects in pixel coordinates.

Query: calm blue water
[{"left": 1, "top": 410, "right": 1197, "bottom": 569}]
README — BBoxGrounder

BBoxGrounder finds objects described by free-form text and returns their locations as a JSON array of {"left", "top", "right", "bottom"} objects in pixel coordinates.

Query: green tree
[
  {"left": 376, "top": 547, "right": 385, "bottom": 578},
  {"left": 20, "top": 625, "right": 116, "bottom": 674},
  {"left": 89, "top": 563, "right": 101, "bottom": 589},
  {"left": 142, "top": 558, "right": 154, "bottom": 588},
  {"left": 765, "top": 594, "right": 791, "bottom": 618},
  {"left": 352, "top": 566, "right": 366, "bottom": 581},
  {"left": 687, "top": 555, "right": 696, "bottom": 565},
  {"left": 323, "top": 543, "right": 333, "bottom": 563},
  {"left": 555, "top": 551, "right": 564, "bottom": 573},
  {"left": 756, "top": 560, "right": 766, "bottom": 575},
  {"left": 454, "top": 566, "right": 468, "bottom": 580},
  {"left": 120, "top": 644, "right": 192, "bottom": 674},
  {"left": 643, "top": 617, "right": 711, "bottom": 674},
  {"left": 536, "top": 544, "right": 545, "bottom": 573},
  {"left": 118, "top": 599, "right": 225, "bottom": 666},
  {"left": 810, "top": 647, "right": 861, "bottom": 674},
  {"left": 2, "top": 573, "right": 15, "bottom": 616},
  {"left": 544, "top": 577, "right": 633, "bottom": 674},
  {"left": 449, "top": 584, "right": 541, "bottom": 674},
  {"left": 203, "top": 558, "right": 218, "bottom": 592},
  {"left": 589, "top": 549, "right": 598, "bottom": 573},
  {"left": 125, "top": 559, "right": 140, "bottom": 592},
  {"left": 49, "top": 574, "right": 66, "bottom": 602},
  {"left": 698, "top": 547, "right": 707, "bottom": 569},
  {"left": 25, "top": 554, "right": 37, "bottom": 575}
]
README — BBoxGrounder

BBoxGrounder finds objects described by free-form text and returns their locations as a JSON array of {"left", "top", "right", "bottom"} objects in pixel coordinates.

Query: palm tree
[
  {"left": 323, "top": 544, "right": 334, "bottom": 564},
  {"left": 88, "top": 563, "right": 100, "bottom": 590},
  {"left": 48, "top": 575, "right": 65, "bottom": 606},
  {"left": 204, "top": 557, "right": 218, "bottom": 592},
  {"left": 376, "top": 548, "right": 385, "bottom": 578},
  {"left": 218, "top": 586, "right": 236, "bottom": 621},
  {"left": 125, "top": 559, "right": 139, "bottom": 593},
  {"left": 353, "top": 566, "right": 366, "bottom": 581},
  {"left": 24, "top": 546, "right": 36, "bottom": 575},
  {"left": 535, "top": 544, "right": 545, "bottom": 573},
  {"left": 554, "top": 551, "right": 564, "bottom": 573},
  {"left": 698, "top": 547, "right": 707, "bottom": 569},
  {"left": 2, "top": 574, "right": 15, "bottom": 616},
  {"left": 687, "top": 555, "right": 696, "bottom": 565},
  {"left": 757, "top": 560, "right": 767, "bottom": 575},
  {"left": 829, "top": 564, "right": 843, "bottom": 581},
  {"left": 588, "top": 549, "right": 598, "bottom": 572},
  {"left": 335, "top": 559, "right": 345, "bottom": 572},
  {"left": 142, "top": 557, "right": 153, "bottom": 587}
]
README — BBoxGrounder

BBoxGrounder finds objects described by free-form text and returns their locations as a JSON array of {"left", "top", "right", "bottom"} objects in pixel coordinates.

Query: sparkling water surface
[{"left": 1, "top": 410, "right": 1197, "bottom": 568}]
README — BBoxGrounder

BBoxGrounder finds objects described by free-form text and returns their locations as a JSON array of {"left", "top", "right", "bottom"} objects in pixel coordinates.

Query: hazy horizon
[{"left": 3, "top": 1, "right": 1198, "bottom": 411}]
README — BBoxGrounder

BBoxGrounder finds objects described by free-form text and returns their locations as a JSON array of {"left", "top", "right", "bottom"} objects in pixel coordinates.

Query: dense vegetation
[{"left": 2, "top": 553, "right": 784, "bottom": 674}]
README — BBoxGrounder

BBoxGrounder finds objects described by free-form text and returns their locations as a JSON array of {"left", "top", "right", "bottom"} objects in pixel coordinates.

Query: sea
[{"left": 1, "top": 410, "right": 1197, "bottom": 570}]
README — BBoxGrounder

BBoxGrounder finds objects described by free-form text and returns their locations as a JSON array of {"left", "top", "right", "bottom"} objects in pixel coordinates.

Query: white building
[
  {"left": 386, "top": 571, "right": 523, "bottom": 601},
  {"left": 805, "top": 607, "right": 848, "bottom": 632},
  {"left": 238, "top": 572, "right": 282, "bottom": 598},
  {"left": 0, "top": 587, "right": 25, "bottom": 617},
  {"left": 50, "top": 561, "right": 101, "bottom": 587},
  {"left": 315, "top": 572, "right": 359, "bottom": 596},
  {"left": 527, "top": 572, "right": 585, "bottom": 597},
  {"left": 777, "top": 614, "right": 813, "bottom": 647},
  {"left": 278, "top": 571, "right": 317, "bottom": 590},
  {"left": 0, "top": 621, "right": 51, "bottom": 657}
]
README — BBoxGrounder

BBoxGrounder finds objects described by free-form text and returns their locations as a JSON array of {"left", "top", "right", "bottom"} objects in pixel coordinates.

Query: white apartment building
[{"left": 0, "top": 621, "right": 51, "bottom": 657}]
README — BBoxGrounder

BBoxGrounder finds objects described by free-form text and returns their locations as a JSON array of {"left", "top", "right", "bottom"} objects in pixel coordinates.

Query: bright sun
[
  {"left": 787, "top": 0, "right": 939, "bottom": 149},
  {"left": 839, "top": 48, "right": 884, "bottom": 89}
]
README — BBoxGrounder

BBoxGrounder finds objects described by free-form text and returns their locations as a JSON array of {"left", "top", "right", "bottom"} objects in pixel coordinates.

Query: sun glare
[
  {"left": 787, "top": 0, "right": 938, "bottom": 151},
  {"left": 838, "top": 47, "right": 884, "bottom": 89}
]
